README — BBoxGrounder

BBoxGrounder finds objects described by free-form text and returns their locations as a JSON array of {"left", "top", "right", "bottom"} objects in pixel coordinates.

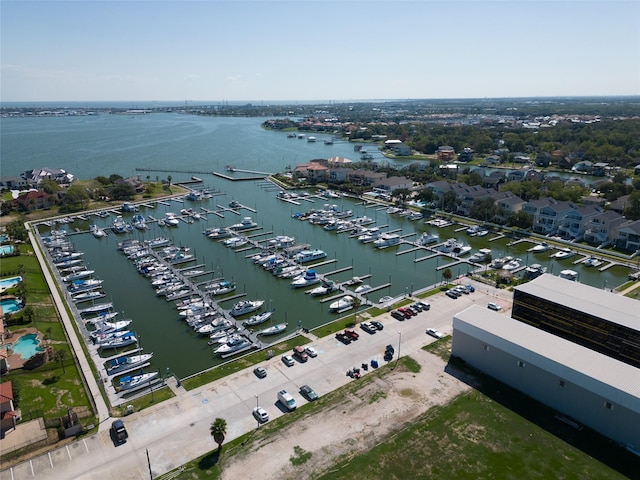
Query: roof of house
[{"left": 0, "top": 381, "right": 13, "bottom": 402}]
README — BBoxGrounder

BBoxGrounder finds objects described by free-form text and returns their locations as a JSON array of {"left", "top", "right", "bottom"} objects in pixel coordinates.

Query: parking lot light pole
[{"left": 396, "top": 331, "right": 402, "bottom": 368}]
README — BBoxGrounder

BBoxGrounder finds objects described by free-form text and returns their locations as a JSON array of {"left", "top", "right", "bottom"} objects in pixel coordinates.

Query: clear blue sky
[{"left": 2, "top": 1, "right": 639, "bottom": 102}]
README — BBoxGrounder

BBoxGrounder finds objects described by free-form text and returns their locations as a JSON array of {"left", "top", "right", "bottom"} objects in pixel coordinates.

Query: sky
[{"left": 1, "top": 0, "right": 639, "bottom": 103}]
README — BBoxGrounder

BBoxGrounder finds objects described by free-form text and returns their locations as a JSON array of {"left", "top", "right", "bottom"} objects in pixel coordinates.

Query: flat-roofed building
[
  {"left": 512, "top": 274, "right": 640, "bottom": 368},
  {"left": 452, "top": 305, "right": 640, "bottom": 450}
]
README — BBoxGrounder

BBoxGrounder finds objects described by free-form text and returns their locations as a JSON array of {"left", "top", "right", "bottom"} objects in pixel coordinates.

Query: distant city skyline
[{"left": 2, "top": 1, "right": 639, "bottom": 103}]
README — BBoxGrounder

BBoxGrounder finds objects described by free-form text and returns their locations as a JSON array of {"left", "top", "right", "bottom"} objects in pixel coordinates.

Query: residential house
[
  {"left": 532, "top": 200, "right": 577, "bottom": 236},
  {"left": 327, "top": 156, "right": 353, "bottom": 166},
  {"left": 572, "top": 160, "right": 593, "bottom": 173},
  {"left": 583, "top": 210, "right": 626, "bottom": 246},
  {"left": 373, "top": 175, "right": 414, "bottom": 193},
  {"left": 0, "top": 176, "right": 30, "bottom": 190},
  {"left": 612, "top": 220, "right": 640, "bottom": 252},
  {"left": 483, "top": 155, "right": 501, "bottom": 165},
  {"left": 556, "top": 205, "right": 602, "bottom": 241},
  {"left": 494, "top": 194, "right": 527, "bottom": 222},
  {"left": 22, "top": 167, "right": 74, "bottom": 186},
  {"left": 389, "top": 143, "right": 411, "bottom": 156},
  {"left": 348, "top": 169, "right": 386, "bottom": 186},
  {"left": 327, "top": 167, "right": 352, "bottom": 184},
  {"left": 437, "top": 145, "right": 456, "bottom": 160},
  {"left": 457, "top": 148, "right": 474, "bottom": 162},
  {"left": 609, "top": 195, "right": 631, "bottom": 214},
  {"left": 293, "top": 162, "right": 329, "bottom": 182},
  {"left": 456, "top": 186, "right": 495, "bottom": 217},
  {"left": 0, "top": 381, "right": 17, "bottom": 435},
  {"left": 15, "top": 190, "right": 53, "bottom": 211}
]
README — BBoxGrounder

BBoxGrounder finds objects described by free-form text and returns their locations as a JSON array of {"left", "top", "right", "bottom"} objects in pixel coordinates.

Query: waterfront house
[
  {"left": 373, "top": 175, "right": 414, "bottom": 193},
  {"left": 437, "top": 145, "right": 456, "bottom": 160},
  {"left": 532, "top": 200, "right": 576, "bottom": 236},
  {"left": 22, "top": 167, "right": 74, "bottom": 187},
  {"left": 15, "top": 190, "right": 53, "bottom": 212},
  {"left": 612, "top": 220, "right": 640, "bottom": 252},
  {"left": 583, "top": 210, "right": 626, "bottom": 246},
  {"left": 389, "top": 143, "right": 411, "bottom": 156},
  {"left": 293, "top": 162, "right": 329, "bottom": 182},
  {"left": 556, "top": 205, "right": 602, "bottom": 241}
]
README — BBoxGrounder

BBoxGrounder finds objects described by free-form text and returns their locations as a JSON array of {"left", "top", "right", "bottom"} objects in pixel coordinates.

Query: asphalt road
[{"left": 0, "top": 281, "right": 513, "bottom": 480}]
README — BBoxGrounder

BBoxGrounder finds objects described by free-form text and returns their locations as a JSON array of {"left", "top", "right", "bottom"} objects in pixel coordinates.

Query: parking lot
[{"left": 0, "top": 280, "right": 513, "bottom": 480}]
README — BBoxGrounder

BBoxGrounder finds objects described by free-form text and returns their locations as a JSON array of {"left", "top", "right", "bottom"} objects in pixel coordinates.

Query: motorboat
[
  {"left": 354, "top": 284, "right": 372, "bottom": 294},
  {"left": 62, "top": 269, "right": 95, "bottom": 282},
  {"left": 206, "top": 227, "right": 232, "bottom": 239},
  {"left": 502, "top": 258, "right": 523, "bottom": 271},
  {"left": 98, "top": 332, "right": 138, "bottom": 350},
  {"left": 229, "top": 217, "right": 257, "bottom": 231},
  {"left": 416, "top": 232, "right": 439, "bottom": 245},
  {"left": 268, "top": 235, "right": 296, "bottom": 249},
  {"left": 71, "top": 290, "right": 105, "bottom": 303},
  {"left": 164, "top": 213, "right": 180, "bottom": 227},
  {"left": 257, "top": 322, "right": 288, "bottom": 336},
  {"left": 466, "top": 225, "right": 483, "bottom": 236},
  {"left": 343, "top": 276, "right": 362, "bottom": 287},
  {"left": 277, "top": 266, "right": 306, "bottom": 279},
  {"left": 583, "top": 256, "right": 603, "bottom": 267},
  {"left": 523, "top": 264, "right": 547, "bottom": 279},
  {"left": 223, "top": 236, "right": 249, "bottom": 248},
  {"left": 211, "top": 281, "right": 236, "bottom": 295},
  {"left": 373, "top": 233, "right": 400, "bottom": 249},
  {"left": 92, "top": 328, "right": 135, "bottom": 345},
  {"left": 553, "top": 248, "right": 575, "bottom": 260},
  {"left": 230, "top": 299, "right": 265, "bottom": 317},
  {"left": 79, "top": 302, "right": 113, "bottom": 315},
  {"left": 439, "top": 238, "right": 470, "bottom": 256},
  {"left": 306, "top": 280, "right": 338, "bottom": 296},
  {"left": 117, "top": 371, "right": 159, "bottom": 391},
  {"left": 559, "top": 269, "right": 578, "bottom": 281},
  {"left": 329, "top": 295, "right": 355, "bottom": 312},
  {"left": 106, "top": 353, "right": 153, "bottom": 376},
  {"left": 84, "top": 311, "right": 119, "bottom": 324},
  {"left": 529, "top": 242, "right": 551, "bottom": 253},
  {"left": 132, "top": 214, "right": 147, "bottom": 230},
  {"left": 215, "top": 336, "right": 252, "bottom": 355},
  {"left": 112, "top": 216, "right": 133, "bottom": 234},
  {"left": 489, "top": 256, "right": 512, "bottom": 269},
  {"left": 469, "top": 248, "right": 491, "bottom": 263},
  {"left": 291, "top": 269, "right": 321, "bottom": 288},
  {"left": 293, "top": 249, "right": 327, "bottom": 263},
  {"left": 146, "top": 237, "right": 171, "bottom": 248},
  {"left": 243, "top": 310, "right": 275, "bottom": 327},
  {"left": 407, "top": 211, "right": 423, "bottom": 221},
  {"left": 91, "top": 319, "right": 133, "bottom": 337},
  {"left": 90, "top": 224, "right": 106, "bottom": 238}
]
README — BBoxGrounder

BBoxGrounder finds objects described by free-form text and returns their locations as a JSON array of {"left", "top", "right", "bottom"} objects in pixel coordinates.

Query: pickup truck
[
  {"left": 344, "top": 328, "right": 359, "bottom": 340},
  {"left": 336, "top": 332, "right": 352, "bottom": 344}
]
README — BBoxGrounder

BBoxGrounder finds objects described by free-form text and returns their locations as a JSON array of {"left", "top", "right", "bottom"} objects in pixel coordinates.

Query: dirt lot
[{"left": 220, "top": 347, "right": 471, "bottom": 480}]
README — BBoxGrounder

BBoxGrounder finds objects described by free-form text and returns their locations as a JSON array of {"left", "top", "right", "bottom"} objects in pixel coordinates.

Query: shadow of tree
[
  {"left": 198, "top": 449, "right": 221, "bottom": 469},
  {"left": 42, "top": 375, "right": 58, "bottom": 385}
]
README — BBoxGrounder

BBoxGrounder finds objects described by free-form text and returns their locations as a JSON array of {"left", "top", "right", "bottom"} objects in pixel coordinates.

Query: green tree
[
  {"left": 40, "top": 179, "right": 61, "bottom": 194},
  {"left": 624, "top": 191, "right": 640, "bottom": 221},
  {"left": 210, "top": 417, "right": 227, "bottom": 451},
  {"left": 110, "top": 183, "right": 136, "bottom": 201},
  {"left": 6, "top": 217, "right": 28, "bottom": 241},
  {"left": 442, "top": 268, "right": 453, "bottom": 285}
]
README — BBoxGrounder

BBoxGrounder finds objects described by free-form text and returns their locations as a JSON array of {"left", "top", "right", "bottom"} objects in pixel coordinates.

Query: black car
[
  {"left": 385, "top": 344, "right": 395, "bottom": 355},
  {"left": 416, "top": 301, "right": 430, "bottom": 311},
  {"left": 111, "top": 419, "right": 128, "bottom": 444},
  {"left": 391, "top": 310, "right": 406, "bottom": 321},
  {"left": 370, "top": 320, "right": 384, "bottom": 331},
  {"left": 446, "top": 289, "right": 459, "bottom": 299}
]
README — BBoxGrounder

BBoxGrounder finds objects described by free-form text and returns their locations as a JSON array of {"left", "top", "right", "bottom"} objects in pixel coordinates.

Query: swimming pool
[
  {"left": 2, "top": 333, "right": 43, "bottom": 360},
  {"left": 0, "top": 276, "right": 22, "bottom": 293},
  {"left": 0, "top": 245, "right": 14, "bottom": 256},
  {"left": 0, "top": 298, "right": 23, "bottom": 315}
]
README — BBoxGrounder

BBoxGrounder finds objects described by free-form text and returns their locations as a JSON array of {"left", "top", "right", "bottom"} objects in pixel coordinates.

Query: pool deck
[{"left": 2, "top": 327, "right": 45, "bottom": 370}]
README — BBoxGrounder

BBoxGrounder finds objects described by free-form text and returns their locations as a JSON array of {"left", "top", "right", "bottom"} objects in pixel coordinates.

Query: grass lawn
[{"left": 1, "top": 244, "right": 95, "bottom": 428}]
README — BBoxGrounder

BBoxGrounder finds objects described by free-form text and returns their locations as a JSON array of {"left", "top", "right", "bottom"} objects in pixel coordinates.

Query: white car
[
  {"left": 426, "top": 328, "right": 445, "bottom": 339},
  {"left": 488, "top": 302, "right": 502, "bottom": 311},
  {"left": 305, "top": 346, "right": 318, "bottom": 357},
  {"left": 253, "top": 406, "right": 269, "bottom": 423},
  {"left": 282, "top": 354, "right": 295, "bottom": 367}
]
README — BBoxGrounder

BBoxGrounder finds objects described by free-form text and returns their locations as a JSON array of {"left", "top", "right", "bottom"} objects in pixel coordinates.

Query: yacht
[
  {"left": 243, "top": 310, "right": 275, "bottom": 327},
  {"left": 164, "top": 212, "right": 180, "bottom": 227},
  {"left": 559, "top": 269, "right": 578, "bottom": 281},
  {"left": 416, "top": 232, "right": 439, "bottom": 245},
  {"left": 291, "top": 269, "right": 321, "bottom": 288},
  {"left": 117, "top": 371, "right": 159, "bottom": 391},
  {"left": 206, "top": 227, "right": 232, "bottom": 239},
  {"left": 223, "top": 236, "right": 249, "bottom": 248},
  {"left": 229, "top": 217, "right": 258, "bottom": 231},
  {"left": 293, "top": 249, "right": 327, "bottom": 263},
  {"left": 439, "top": 238, "right": 471, "bottom": 256},
  {"left": 90, "top": 224, "right": 106, "bottom": 238},
  {"left": 502, "top": 258, "right": 523, "bottom": 271},
  {"left": 268, "top": 235, "right": 296, "bottom": 249},
  {"left": 306, "top": 280, "right": 339, "bottom": 296},
  {"left": 329, "top": 295, "right": 355, "bottom": 312},
  {"left": 106, "top": 353, "right": 154, "bottom": 376},
  {"left": 373, "top": 233, "right": 401, "bottom": 249},
  {"left": 583, "top": 256, "right": 603, "bottom": 268},
  {"left": 523, "top": 264, "right": 547, "bottom": 279},
  {"left": 489, "top": 256, "right": 513, "bottom": 269},
  {"left": 230, "top": 299, "right": 265, "bottom": 317},
  {"left": 215, "top": 336, "right": 252, "bottom": 355},
  {"left": 553, "top": 248, "right": 575, "bottom": 260},
  {"left": 528, "top": 241, "right": 551, "bottom": 253},
  {"left": 469, "top": 248, "right": 491, "bottom": 263},
  {"left": 210, "top": 281, "right": 236, "bottom": 295}
]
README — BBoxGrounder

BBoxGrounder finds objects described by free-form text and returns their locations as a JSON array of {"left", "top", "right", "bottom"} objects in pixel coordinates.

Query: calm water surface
[{"left": 6, "top": 113, "right": 632, "bottom": 377}]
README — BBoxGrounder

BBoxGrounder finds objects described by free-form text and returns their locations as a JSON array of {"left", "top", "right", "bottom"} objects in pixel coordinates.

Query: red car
[
  {"left": 344, "top": 328, "right": 359, "bottom": 340},
  {"left": 397, "top": 307, "right": 414, "bottom": 317}
]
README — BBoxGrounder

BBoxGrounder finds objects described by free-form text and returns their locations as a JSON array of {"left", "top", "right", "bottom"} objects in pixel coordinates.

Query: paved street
[{"left": 1, "top": 273, "right": 513, "bottom": 480}]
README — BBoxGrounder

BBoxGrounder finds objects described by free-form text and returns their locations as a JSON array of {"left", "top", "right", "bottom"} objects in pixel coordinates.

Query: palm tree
[
  {"left": 210, "top": 418, "right": 227, "bottom": 451},
  {"left": 442, "top": 268, "right": 453, "bottom": 286}
]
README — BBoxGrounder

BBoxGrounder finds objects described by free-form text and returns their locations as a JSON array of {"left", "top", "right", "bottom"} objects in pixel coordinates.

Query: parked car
[
  {"left": 454, "top": 285, "right": 469, "bottom": 295},
  {"left": 465, "top": 285, "right": 475, "bottom": 293},
  {"left": 336, "top": 332, "right": 352, "bottom": 344},
  {"left": 360, "top": 322, "right": 377, "bottom": 334},
  {"left": 111, "top": 419, "right": 128, "bottom": 444},
  {"left": 397, "top": 307, "right": 414, "bottom": 317},
  {"left": 253, "top": 406, "right": 269, "bottom": 423},
  {"left": 300, "top": 384, "right": 318, "bottom": 401},
  {"left": 407, "top": 305, "right": 420, "bottom": 316},
  {"left": 415, "top": 301, "right": 430, "bottom": 311},
  {"left": 305, "top": 345, "right": 318, "bottom": 357},
  {"left": 344, "top": 328, "right": 359, "bottom": 340},
  {"left": 446, "top": 289, "right": 459, "bottom": 299},
  {"left": 254, "top": 366, "right": 267, "bottom": 378},
  {"left": 282, "top": 354, "right": 295, "bottom": 366},
  {"left": 293, "top": 345, "right": 308, "bottom": 362},
  {"left": 391, "top": 310, "right": 406, "bottom": 321},
  {"left": 370, "top": 320, "right": 384, "bottom": 330},
  {"left": 384, "top": 344, "right": 395, "bottom": 361},
  {"left": 488, "top": 302, "right": 502, "bottom": 311},
  {"left": 426, "top": 328, "right": 445, "bottom": 339}
]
